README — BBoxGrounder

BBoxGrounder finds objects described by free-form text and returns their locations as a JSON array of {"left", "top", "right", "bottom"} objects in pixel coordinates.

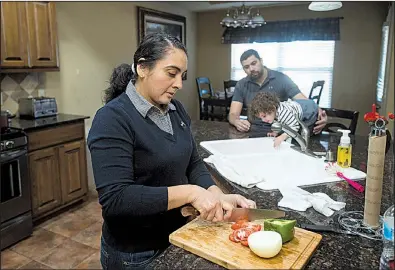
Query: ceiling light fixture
[
  {"left": 220, "top": 4, "right": 266, "bottom": 28},
  {"left": 308, "top": 2, "right": 343, "bottom": 11}
]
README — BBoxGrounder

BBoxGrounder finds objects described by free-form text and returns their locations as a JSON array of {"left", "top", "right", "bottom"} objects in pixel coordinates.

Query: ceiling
[{"left": 173, "top": 1, "right": 305, "bottom": 12}]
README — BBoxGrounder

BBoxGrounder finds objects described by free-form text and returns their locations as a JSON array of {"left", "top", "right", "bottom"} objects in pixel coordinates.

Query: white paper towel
[
  {"left": 278, "top": 187, "right": 346, "bottom": 217},
  {"left": 201, "top": 138, "right": 366, "bottom": 190},
  {"left": 203, "top": 155, "right": 264, "bottom": 188}
]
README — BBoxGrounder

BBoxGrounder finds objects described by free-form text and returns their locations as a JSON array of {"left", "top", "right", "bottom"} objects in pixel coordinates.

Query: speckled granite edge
[
  {"left": 10, "top": 113, "right": 90, "bottom": 131},
  {"left": 148, "top": 120, "right": 394, "bottom": 270}
]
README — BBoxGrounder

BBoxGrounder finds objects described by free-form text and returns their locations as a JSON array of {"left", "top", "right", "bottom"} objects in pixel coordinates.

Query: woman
[{"left": 88, "top": 33, "right": 256, "bottom": 270}]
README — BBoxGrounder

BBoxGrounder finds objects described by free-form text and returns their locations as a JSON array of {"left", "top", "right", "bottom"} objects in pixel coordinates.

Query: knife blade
[
  {"left": 180, "top": 206, "right": 285, "bottom": 221},
  {"left": 228, "top": 208, "right": 285, "bottom": 222}
]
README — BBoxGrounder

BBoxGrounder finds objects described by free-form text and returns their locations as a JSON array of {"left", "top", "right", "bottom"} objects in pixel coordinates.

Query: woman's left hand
[
  {"left": 219, "top": 194, "right": 256, "bottom": 220},
  {"left": 220, "top": 194, "right": 256, "bottom": 209},
  {"left": 207, "top": 186, "right": 256, "bottom": 221}
]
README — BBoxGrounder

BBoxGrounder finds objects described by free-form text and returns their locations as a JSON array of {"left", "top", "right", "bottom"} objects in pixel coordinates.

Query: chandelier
[{"left": 220, "top": 4, "right": 266, "bottom": 28}]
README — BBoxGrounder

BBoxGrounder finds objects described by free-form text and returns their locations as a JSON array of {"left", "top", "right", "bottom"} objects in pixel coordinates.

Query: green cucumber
[{"left": 263, "top": 219, "right": 297, "bottom": 243}]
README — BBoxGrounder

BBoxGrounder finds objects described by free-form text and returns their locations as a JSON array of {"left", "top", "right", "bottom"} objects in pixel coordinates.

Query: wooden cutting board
[{"left": 169, "top": 219, "right": 322, "bottom": 269}]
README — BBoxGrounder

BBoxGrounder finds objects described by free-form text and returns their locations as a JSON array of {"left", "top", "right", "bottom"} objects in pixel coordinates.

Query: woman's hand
[
  {"left": 219, "top": 194, "right": 257, "bottom": 220},
  {"left": 188, "top": 186, "right": 224, "bottom": 222},
  {"left": 206, "top": 185, "right": 257, "bottom": 221}
]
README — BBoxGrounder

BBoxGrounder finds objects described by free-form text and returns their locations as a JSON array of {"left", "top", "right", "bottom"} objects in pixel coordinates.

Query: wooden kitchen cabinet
[
  {"left": 0, "top": 2, "right": 29, "bottom": 67},
  {"left": 25, "top": 2, "right": 58, "bottom": 68},
  {"left": 58, "top": 140, "right": 88, "bottom": 204},
  {"left": 27, "top": 121, "right": 89, "bottom": 220},
  {"left": 29, "top": 146, "right": 62, "bottom": 217},
  {"left": 0, "top": 1, "right": 59, "bottom": 71}
]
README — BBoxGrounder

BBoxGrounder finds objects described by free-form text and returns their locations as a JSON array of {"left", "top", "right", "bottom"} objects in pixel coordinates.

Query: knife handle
[
  {"left": 300, "top": 224, "right": 336, "bottom": 233},
  {"left": 180, "top": 206, "right": 228, "bottom": 218}
]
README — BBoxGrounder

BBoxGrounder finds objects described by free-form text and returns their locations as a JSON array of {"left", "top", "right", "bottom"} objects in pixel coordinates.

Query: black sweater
[{"left": 87, "top": 93, "right": 215, "bottom": 252}]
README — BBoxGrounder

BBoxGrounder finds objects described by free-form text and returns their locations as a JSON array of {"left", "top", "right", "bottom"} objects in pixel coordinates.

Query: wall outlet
[{"left": 38, "top": 89, "right": 45, "bottom": 97}]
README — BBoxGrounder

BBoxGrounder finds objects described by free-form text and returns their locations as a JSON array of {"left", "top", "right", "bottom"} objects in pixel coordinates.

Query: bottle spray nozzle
[{"left": 338, "top": 129, "right": 351, "bottom": 145}]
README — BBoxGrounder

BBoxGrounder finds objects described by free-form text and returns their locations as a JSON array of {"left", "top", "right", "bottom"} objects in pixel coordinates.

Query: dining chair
[
  {"left": 223, "top": 80, "right": 238, "bottom": 115},
  {"left": 223, "top": 80, "right": 238, "bottom": 99},
  {"left": 196, "top": 77, "right": 227, "bottom": 121},
  {"left": 309, "top": 80, "right": 325, "bottom": 105},
  {"left": 196, "top": 77, "right": 214, "bottom": 98},
  {"left": 322, "top": 108, "right": 359, "bottom": 135}
]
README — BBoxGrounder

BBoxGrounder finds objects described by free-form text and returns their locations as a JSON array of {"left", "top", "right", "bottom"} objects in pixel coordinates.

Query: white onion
[{"left": 247, "top": 231, "right": 282, "bottom": 258}]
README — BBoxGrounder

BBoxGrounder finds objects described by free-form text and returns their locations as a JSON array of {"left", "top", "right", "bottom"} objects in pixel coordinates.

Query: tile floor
[{"left": 1, "top": 195, "right": 103, "bottom": 269}]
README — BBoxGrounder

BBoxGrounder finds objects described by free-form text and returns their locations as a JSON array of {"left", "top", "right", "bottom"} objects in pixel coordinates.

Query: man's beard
[{"left": 249, "top": 69, "right": 263, "bottom": 81}]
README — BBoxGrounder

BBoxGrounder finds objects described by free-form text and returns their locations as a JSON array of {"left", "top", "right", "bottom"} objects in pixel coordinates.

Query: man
[{"left": 228, "top": 49, "right": 327, "bottom": 134}]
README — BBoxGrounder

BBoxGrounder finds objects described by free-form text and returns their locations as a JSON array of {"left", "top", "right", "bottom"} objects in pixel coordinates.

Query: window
[
  {"left": 376, "top": 22, "right": 390, "bottom": 107},
  {"left": 231, "top": 41, "right": 336, "bottom": 108}
]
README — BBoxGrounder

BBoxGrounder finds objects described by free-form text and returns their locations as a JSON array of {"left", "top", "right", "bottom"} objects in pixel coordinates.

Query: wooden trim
[{"left": 0, "top": 67, "right": 59, "bottom": 73}]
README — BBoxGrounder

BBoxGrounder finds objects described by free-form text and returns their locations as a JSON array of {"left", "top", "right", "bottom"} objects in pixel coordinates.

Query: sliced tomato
[
  {"left": 229, "top": 233, "right": 238, "bottom": 243},
  {"left": 231, "top": 219, "right": 250, "bottom": 230},
  {"left": 233, "top": 227, "right": 254, "bottom": 242},
  {"left": 231, "top": 223, "right": 241, "bottom": 230},
  {"left": 240, "top": 239, "right": 249, "bottom": 247},
  {"left": 236, "top": 216, "right": 249, "bottom": 222},
  {"left": 232, "top": 230, "right": 241, "bottom": 241},
  {"left": 247, "top": 224, "right": 261, "bottom": 232}
]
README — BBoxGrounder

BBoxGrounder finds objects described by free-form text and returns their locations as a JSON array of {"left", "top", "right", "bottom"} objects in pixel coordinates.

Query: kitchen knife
[
  {"left": 228, "top": 207, "right": 285, "bottom": 221},
  {"left": 181, "top": 206, "right": 285, "bottom": 221}
]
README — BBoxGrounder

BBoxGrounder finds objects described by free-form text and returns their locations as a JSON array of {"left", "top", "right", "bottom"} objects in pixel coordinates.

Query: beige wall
[
  {"left": 196, "top": 2, "right": 388, "bottom": 135},
  {"left": 44, "top": 1, "right": 197, "bottom": 127}
]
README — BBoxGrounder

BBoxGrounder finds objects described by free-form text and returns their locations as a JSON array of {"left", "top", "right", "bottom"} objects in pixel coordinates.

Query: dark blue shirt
[{"left": 87, "top": 92, "right": 214, "bottom": 252}]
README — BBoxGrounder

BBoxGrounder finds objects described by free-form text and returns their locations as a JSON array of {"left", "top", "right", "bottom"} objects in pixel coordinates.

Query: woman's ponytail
[{"left": 103, "top": 63, "right": 135, "bottom": 104}]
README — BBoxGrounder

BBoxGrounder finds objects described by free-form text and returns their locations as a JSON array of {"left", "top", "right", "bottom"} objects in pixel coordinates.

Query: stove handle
[{"left": 0, "top": 149, "right": 27, "bottom": 163}]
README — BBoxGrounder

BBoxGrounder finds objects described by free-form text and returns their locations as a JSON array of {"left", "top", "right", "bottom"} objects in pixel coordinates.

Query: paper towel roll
[{"left": 363, "top": 135, "right": 387, "bottom": 228}]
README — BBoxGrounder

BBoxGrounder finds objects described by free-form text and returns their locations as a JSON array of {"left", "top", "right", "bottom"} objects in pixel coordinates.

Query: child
[{"left": 250, "top": 92, "right": 319, "bottom": 148}]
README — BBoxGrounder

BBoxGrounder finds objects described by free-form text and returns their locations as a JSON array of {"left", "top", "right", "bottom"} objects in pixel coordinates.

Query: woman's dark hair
[{"left": 104, "top": 33, "right": 187, "bottom": 103}]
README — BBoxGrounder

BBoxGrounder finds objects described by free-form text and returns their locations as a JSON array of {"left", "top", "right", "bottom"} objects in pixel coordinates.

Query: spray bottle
[{"left": 337, "top": 129, "right": 352, "bottom": 168}]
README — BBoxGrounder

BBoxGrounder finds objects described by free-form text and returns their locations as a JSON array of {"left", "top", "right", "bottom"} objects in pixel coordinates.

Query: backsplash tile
[
  {"left": 1, "top": 75, "right": 19, "bottom": 92},
  {"left": 1, "top": 91, "right": 8, "bottom": 104},
  {"left": 10, "top": 88, "right": 29, "bottom": 102},
  {"left": 0, "top": 73, "right": 45, "bottom": 114},
  {"left": 20, "top": 73, "right": 39, "bottom": 94}
]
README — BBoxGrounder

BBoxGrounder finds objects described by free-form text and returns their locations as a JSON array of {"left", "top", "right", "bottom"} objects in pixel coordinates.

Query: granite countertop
[
  {"left": 149, "top": 120, "right": 394, "bottom": 269},
  {"left": 10, "top": 113, "right": 90, "bottom": 131}
]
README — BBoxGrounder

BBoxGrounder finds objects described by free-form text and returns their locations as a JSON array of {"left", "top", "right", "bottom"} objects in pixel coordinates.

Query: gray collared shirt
[
  {"left": 232, "top": 67, "right": 302, "bottom": 108},
  {"left": 126, "top": 81, "right": 176, "bottom": 135}
]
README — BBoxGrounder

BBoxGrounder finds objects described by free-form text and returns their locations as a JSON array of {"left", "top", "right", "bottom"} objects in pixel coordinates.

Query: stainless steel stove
[{"left": 0, "top": 127, "right": 33, "bottom": 250}]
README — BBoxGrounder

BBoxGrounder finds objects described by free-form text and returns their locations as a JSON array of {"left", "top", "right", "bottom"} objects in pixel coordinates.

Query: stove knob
[
  {"left": 5, "top": 141, "right": 14, "bottom": 149},
  {"left": 0, "top": 142, "right": 4, "bottom": 151}
]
